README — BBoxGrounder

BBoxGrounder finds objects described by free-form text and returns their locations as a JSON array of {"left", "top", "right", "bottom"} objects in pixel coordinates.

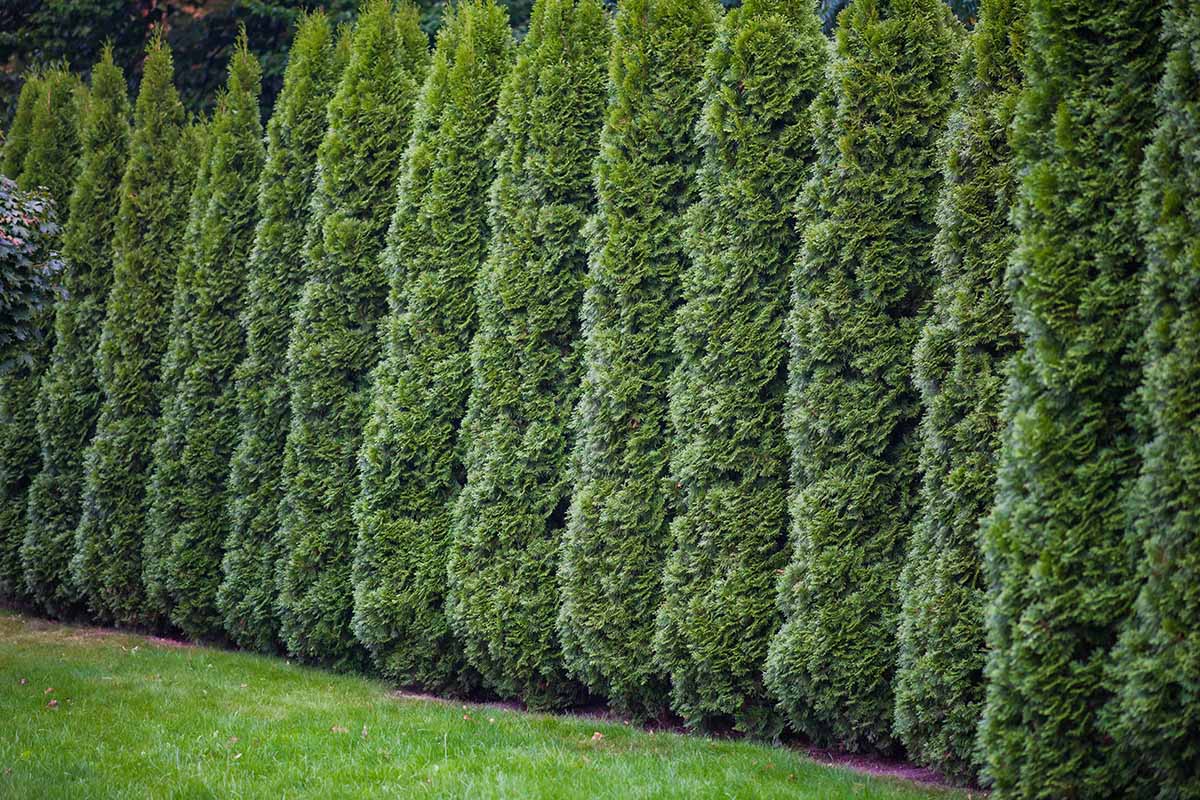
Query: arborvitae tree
[
  {"left": 141, "top": 118, "right": 214, "bottom": 623},
  {"left": 72, "top": 37, "right": 195, "bottom": 626},
  {"left": 352, "top": 0, "right": 511, "bottom": 692},
  {"left": 0, "top": 67, "right": 83, "bottom": 601},
  {"left": 890, "top": 0, "right": 1024, "bottom": 780},
  {"left": 979, "top": 0, "right": 1165, "bottom": 794},
  {"left": 555, "top": 0, "right": 718, "bottom": 721},
  {"left": 220, "top": 12, "right": 344, "bottom": 655},
  {"left": 1113, "top": 4, "right": 1200, "bottom": 795},
  {"left": 1, "top": 74, "right": 43, "bottom": 179},
  {"left": 23, "top": 49, "right": 131, "bottom": 618},
  {"left": 446, "top": 0, "right": 609, "bottom": 710},
  {"left": 276, "top": 0, "right": 429, "bottom": 670},
  {"left": 765, "top": 0, "right": 960, "bottom": 752},
  {"left": 146, "top": 38, "right": 264, "bottom": 641},
  {"left": 649, "top": 0, "right": 825, "bottom": 735}
]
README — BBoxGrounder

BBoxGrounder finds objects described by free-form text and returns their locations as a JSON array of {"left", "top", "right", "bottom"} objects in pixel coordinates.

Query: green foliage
[
  {"left": 556, "top": 0, "right": 718, "bottom": 721},
  {"left": 146, "top": 38, "right": 265, "bottom": 641},
  {"left": 767, "top": 0, "right": 960, "bottom": 753},
  {"left": 891, "top": 0, "right": 1023, "bottom": 780},
  {"left": 277, "top": 0, "right": 429, "bottom": 670},
  {"left": 2, "top": 73, "right": 43, "bottom": 178},
  {"left": 352, "top": 0, "right": 511, "bottom": 692},
  {"left": 1111, "top": 2, "right": 1200, "bottom": 797},
  {"left": 72, "top": 37, "right": 195, "bottom": 626},
  {"left": 651, "top": 0, "right": 825, "bottom": 735},
  {"left": 0, "top": 180, "right": 63, "bottom": 375},
  {"left": 220, "top": 12, "right": 345, "bottom": 655},
  {"left": 979, "top": 0, "right": 1165, "bottom": 794},
  {"left": 446, "top": 0, "right": 609, "bottom": 710},
  {"left": 23, "top": 49, "right": 130, "bottom": 618},
  {"left": 0, "top": 67, "right": 83, "bottom": 601}
]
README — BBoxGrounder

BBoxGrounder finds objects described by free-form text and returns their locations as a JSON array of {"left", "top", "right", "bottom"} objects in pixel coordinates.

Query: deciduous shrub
[
  {"left": 276, "top": 0, "right": 428, "bottom": 670},
  {"left": 353, "top": 0, "right": 512, "bottom": 693},
  {"left": 447, "top": 0, "right": 609, "bottom": 709},
  {"left": 979, "top": 0, "right": 1165, "bottom": 795},
  {"left": 653, "top": 0, "right": 826, "bottom": 735},
  {"left": 557, "top": 0, "right": 718, "bottom": 722}
]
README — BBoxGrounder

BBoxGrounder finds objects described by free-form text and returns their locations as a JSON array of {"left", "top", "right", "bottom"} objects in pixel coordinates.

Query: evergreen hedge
[
  {"left": 651, "top": 0, "right": 825, "bottom": 735},
  {"left": 72, "top": 37, "right": 196, "bottom": 626},
  {"left": 352, "top": 0, "right": 511, "bottom": 692},
  {"left": 891, "top": 0, "right": 1023, "bottom": 780},
  {"left": 147, "top": 38, "right": 264, "bottom": 640},
  {"left": 220, "top": 12, "right": 345, "bottom": 654},
  {"left": 1112, "top": 1, "right": 1199, "bottom": 796},
  {"left": 276, "top": 0, "right": 429, "bottom": 670},
  {"left": 766, "top": 0, "right": 959, "bottom": 752},
  {"left": 446, "top": 0, "right": 609, "bottom": 710},
  {"left": 556, "top": 0, "right": 718, "bottom": 721},
  {"left": 23, "top": 49, "right": 131, "bottom": 618},
  {"left": 0, "top": 67, "right": 83, "bottom": 601},
  {"left": 1, "top": 74, "right": 43, "bottom": 179},
  {"left": 979, "top": 0, "right": 1166, "bottom": 795}
]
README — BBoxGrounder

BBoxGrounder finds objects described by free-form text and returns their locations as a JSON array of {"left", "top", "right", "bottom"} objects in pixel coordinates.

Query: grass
[{"left": 0, "top": 610, "right": 974, "bottom": 799}]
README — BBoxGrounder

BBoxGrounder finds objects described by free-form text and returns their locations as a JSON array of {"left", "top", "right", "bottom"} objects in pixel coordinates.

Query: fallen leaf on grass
[
  {"left": 44, "top": 687, "right": 53, "bottom": 694},
  {"left": 229, "top": 736, "right": 239, "bottom": 744},
  {"left": 591, "top": 732, "right": 604, "bottom": 742},
  {"left": 46, "top": 699, "right": 58, "bottom": 709},
  {"left": 331, "top": 725, "right": 349, "bottom": 734},
  {"left": 233, "top": 753, "right": 242, "bottom": 760},
  {"left": 18, "top": 678, "right": 27, "bottom": 685},
  {"left": 361, "top": 725, "right": 368, "bottom": 739}
]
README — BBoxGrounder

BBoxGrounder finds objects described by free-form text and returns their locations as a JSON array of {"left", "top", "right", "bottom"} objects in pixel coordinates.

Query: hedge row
[{"left": 2, "top": 0, "right": 1195, "bottom": 795}]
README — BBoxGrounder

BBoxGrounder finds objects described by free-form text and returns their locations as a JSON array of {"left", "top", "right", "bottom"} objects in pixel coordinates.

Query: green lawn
[{"left": 0, "top": 610, "right": 973, "bottom": 799}]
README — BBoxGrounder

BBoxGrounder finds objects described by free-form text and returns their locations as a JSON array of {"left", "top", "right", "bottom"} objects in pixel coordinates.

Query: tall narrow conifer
[
  {"left": 23, "top": 50, "right": 131, "bottom": 618},
  {"left": 1, "top": 74, "right": 43, "bottom": 178},
  {"left": 980, "top": 0, "right": 1165, "bottom": 794},
  {"left": 446, "top": 0, "right": 609, "bottom": 710},
  {"left": 0, "top": 67, "right": 83, "bottom": 600},
  {"left": 276, "top": 0, "right": 429, "bottom": 669},
  {"left": 353, "top": 0, "right": 512, "bottom": 692},
  {"left": 556, "top": 0, "right": 718, "bottom": 721},
  {"left": 220, "top": 12, "right": 345, "bottom": 654},
  {"left": 72, "top": 37, "right": 195, "bottom": 626},
  {"left": 651, "top": 0, "right": 825, "bottom": 734},
  {"left": 146, "top": 37, "right": 264, "bottom": 640},
  {"left": 766, "top": 0, "right": 960, "bottom": 752},
  {"left": 891, "top": 0, "right": 1024, "bottom": 780},
  {"left": 1112, "top": 4, "right": 1200, "bottom": 796}
]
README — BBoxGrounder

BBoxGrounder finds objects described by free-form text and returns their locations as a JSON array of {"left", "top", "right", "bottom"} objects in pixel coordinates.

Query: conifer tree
[
  {"left": 1, "top": 74, "right": 43, "bottom": 179},
  {"left": 146, "top": 37, "right": 264, "bottom": 641},
  {"left": 142, "top": 119, "right": 214, "bottom": 623},
  {"left": 767, "top": 0, "right": 960, "bottom": 752},
  {"left": 220, "top": 12, "right": 345, "bottom": 654},
  {"left": 890, "top": 0, "right": 1024, "bottom": 779},
  {"left": 72, "top": 37, "right": 195, "bottom": 626},
  {"left": 276, "top": 0, "right": 429, "bottom": 669},
  {"left": 352, "top": 0, "right": 511, "bottom": 692},
  {"left": 979, "top": 0, "right": 1165, "bottom": 795},
  {"left": 0, "top": 67, "right": 83, "bottom": 600},
  {"left": 1113, "top": 4, "right": 1200, "bottom": 795},
  {"left": 556, "top": 0, "right": 718, "bottom": 721},
  {"left": 23, "top": 49, "right": 131, "bottom": 618},
  {"left": 650, "top": 0, "right": 825, "bottom": 734},
  {"left": 446, "top": 0, "right": 609, "bottom": 710}
]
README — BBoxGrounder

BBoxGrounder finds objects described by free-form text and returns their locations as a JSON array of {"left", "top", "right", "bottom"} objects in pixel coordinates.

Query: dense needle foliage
[
  {"left": 556, "top": 0, "right": 718, "bottom": 721},
  {"left": 353, "top": 0, "right": 512, "bottom": 693},
  {"left": 979, "top": 0, "right": 1166, "bottom": 795},
  {"left": 276, "top": 0, "right": 429, "bottom": 670},
  {"left": 447, "top": 0, "right": 609, "bottom": 709},
  {"left": 23, "top": 50, "right": 130, "bottom": 618},
  {"left": 220, "top": 13, "right": 346, "bottom": 655}
]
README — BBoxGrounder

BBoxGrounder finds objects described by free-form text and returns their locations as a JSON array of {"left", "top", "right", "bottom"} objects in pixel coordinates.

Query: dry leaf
[
  {"left": 46, "top": 699, "right": 58, "bottom": 709},
  {"left": 331, "top": 725, "right": 349, "bottom": 734},
  {"left": 43, "top": 687, "right": 53, "bottom": 694},
  {"left": 591, "top": 732, "right": 604, "bottom": 742}
]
